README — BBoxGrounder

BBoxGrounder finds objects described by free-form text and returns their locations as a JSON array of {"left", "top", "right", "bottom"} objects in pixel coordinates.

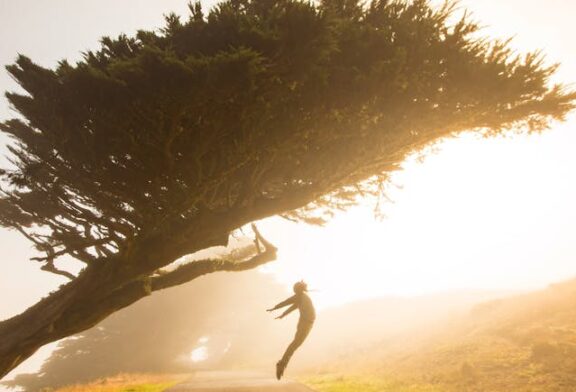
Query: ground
[{"left": 167, "top": 371, "right": 315, "bottom": 392}]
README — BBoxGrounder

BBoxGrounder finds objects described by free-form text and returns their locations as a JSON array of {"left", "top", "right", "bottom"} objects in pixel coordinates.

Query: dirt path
[{"left": 166, "top": 371, "right": 316, "bottom": 392}]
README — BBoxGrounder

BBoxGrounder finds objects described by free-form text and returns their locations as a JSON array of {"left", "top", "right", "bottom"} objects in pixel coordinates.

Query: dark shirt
[{"left": 273, "top": 292, "right": 316, "bottom": 322}]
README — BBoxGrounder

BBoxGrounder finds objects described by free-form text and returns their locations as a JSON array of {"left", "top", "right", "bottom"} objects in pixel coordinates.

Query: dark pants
[{"left": 279, "top": 318, "right": 314, "bottom": 366}]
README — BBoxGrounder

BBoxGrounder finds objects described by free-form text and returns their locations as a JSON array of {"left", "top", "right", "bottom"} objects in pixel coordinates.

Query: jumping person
[{"left": 267, "top": 280, "right": 316, "bottom": 380}]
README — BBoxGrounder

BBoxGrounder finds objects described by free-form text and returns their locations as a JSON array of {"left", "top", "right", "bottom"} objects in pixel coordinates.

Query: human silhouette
[{"left": 267, "top": 280, "right": 316, "bottom": 380}]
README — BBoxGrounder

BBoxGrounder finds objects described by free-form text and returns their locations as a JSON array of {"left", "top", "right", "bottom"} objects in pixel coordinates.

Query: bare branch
[
  {"left": 150, "top": 224, "right": 276, "bottom": 292},
  {"left": 30, "top": 236, "right": 113, "bottom": 264},
  {"left": 40, "top": 262, "right": 76, "bottom": 280}
]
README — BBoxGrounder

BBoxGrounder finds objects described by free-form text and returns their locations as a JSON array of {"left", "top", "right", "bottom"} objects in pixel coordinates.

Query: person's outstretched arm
[
  {"left": 275, "top": 303, "right": 298, "bottom": 319},
  {"left": 267, "top": 295, "right": 295, "bottom": 312}
]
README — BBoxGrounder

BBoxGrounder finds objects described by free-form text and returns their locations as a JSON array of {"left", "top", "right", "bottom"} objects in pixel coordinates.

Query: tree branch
[
  {"left": 30, "top": 236, "right": 112, "bottom": 264},
  {"left": 150, "top": 223, "right": 276, "bottom": 292},
  {"left": 40, "top": 262, "right": 76, "bottom": 280}
]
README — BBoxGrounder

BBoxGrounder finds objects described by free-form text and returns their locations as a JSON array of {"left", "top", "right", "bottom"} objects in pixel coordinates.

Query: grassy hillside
[
  {"left": 304, "top": 278, "right": 576, "bottom": 392},
  {"left": 291, "top": 290, "right": 510, "bottom": 371},
  {"left": 49, "top": 374, "right": 186, "bottom": 392},
  {"left": 305, "top": 374, "right": 442, "bottom": 392}
]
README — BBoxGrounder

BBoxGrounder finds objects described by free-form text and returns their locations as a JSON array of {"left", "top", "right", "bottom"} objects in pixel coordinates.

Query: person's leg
[{"left": 277, "top": 320, "right": 313, "bottom": 379}]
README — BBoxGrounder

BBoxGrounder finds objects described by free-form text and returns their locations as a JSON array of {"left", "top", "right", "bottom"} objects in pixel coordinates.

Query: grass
[
  {"left": 52, "top": 373, "right": 188, "bottom": 392},
  {"left": 303, "top": 374, "right": 445, "bottom": 392}
]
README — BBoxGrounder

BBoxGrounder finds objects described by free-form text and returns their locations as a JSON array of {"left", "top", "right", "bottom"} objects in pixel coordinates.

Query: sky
[{"left": 0, "top": 0, "right": 575, "bottom": 382}]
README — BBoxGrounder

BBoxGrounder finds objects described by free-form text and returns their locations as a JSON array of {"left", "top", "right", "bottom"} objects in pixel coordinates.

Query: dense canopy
[
  {"left": 0, "top": 0, "right": 573, "bottom": 379},
  {"left": 1, "top": 0, "right": 572, "bottom": 272}
]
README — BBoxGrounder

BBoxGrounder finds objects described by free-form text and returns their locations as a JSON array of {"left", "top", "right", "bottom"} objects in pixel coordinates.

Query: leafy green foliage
[
  {"left": 0, "top": 0, "right": 573, "bottom": 378},
  {"left": 1, "top": 0, "right": 572, "bottom": 273}
]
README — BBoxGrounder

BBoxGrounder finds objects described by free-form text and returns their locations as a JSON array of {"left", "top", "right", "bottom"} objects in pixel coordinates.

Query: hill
[
  {"left": 315, "top": 278, "right": 576, "bottom": 392},
  {"left": 3, "top": 272, "right": 506, "bottom": 391}
]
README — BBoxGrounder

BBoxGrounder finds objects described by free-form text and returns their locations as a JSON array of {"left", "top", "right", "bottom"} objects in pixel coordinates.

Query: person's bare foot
[{"left": 276, "top": 361, "right": 286, "bottom": 380}]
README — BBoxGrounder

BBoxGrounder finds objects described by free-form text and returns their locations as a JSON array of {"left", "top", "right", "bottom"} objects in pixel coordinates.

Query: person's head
[{"left": 293, "top": 280, "right": 308, "bottom": 294}]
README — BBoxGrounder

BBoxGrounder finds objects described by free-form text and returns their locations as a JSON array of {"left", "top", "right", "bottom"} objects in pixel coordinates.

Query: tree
[
  {"left": 0, "top": 0, "right": 573, "bottom": 378},
  {"left": 4, "top": 270, "right": 287, "bottom": 390}
]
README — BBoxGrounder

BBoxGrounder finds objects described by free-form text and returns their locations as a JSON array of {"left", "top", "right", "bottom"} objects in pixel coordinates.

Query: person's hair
[{"left": 293, "top": 280, "right": 307, "bottom": 293}]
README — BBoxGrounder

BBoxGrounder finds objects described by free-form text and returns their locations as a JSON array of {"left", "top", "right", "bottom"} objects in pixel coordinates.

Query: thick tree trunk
[
  {"left": 0, "top": 214, "right": 224, "bottom": 379},
  {"left": 0, "top": 222, "right": 277, "bottom": 380},
  {"left": 0, "top": 263, "right": 151, "bottom": 379}
]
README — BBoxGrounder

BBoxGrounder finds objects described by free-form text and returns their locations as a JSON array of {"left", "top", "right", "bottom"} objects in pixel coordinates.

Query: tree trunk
[
  {"left": 0, "top": 263, "right": 151, "bottom": 379},
  {"left": 0, "top": 221, "right": 277, "bottom": 380}
]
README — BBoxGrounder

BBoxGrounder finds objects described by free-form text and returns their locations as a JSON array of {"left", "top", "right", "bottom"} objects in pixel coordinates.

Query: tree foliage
[
  {"left": 0, "top": 0, "right": 573, "bottom": 379},
  {"left": 1, "top": 0, "right": 572, "bottom": 275}
]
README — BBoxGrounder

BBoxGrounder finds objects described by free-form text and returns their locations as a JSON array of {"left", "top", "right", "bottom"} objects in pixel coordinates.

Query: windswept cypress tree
[{"left": 0, "top": 0, "right": 573, "bottom": 378}]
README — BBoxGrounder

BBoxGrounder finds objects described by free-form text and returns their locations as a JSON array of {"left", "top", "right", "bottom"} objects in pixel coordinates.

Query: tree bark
[
  {"left": 0, "top": 224, "right": 276, "bottom": 380},
  {"left": 0, "top": 263, "right": 150, "bottom": 379}
]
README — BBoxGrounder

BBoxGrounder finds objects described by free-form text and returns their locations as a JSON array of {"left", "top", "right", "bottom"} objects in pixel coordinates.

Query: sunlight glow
[
  {"left": 189, "top": 336, "right": 210, "bottom": 363},
  {"left": 190, "top": 346, "right": 208, "bottom": 363},
  {"left": 0, "top": 0, "right": 575, "bottom": 388},
  {"left": 261, "top": 124, "right": 576, "bottom": 309}
]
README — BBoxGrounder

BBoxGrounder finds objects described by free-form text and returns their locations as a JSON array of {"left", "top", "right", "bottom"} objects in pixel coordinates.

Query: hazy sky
[{"left": 0, "top": 0, "right": 575, "bottom": 380}]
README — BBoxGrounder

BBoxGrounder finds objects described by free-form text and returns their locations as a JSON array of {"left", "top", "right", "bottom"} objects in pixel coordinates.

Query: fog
[
  {"left": 5, "top": 268, "right": 520, "bottom": 390},
  {"left": 1, "top": 0, "right": 576, "bottom": 390}
]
